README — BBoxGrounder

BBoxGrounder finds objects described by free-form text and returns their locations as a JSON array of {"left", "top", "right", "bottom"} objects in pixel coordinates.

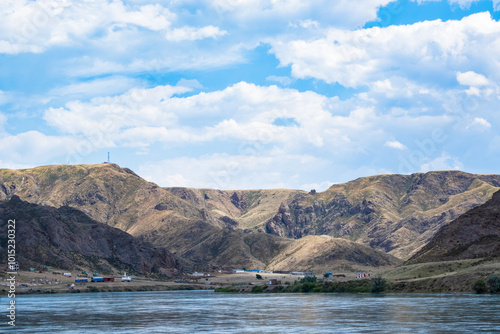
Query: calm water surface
[{"left": 2, "top": 290, "right": 500, "bottom": 333}]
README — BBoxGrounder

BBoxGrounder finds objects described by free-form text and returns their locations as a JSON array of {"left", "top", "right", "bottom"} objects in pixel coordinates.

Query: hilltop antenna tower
[{"left": 108, "top": 152, "right": 110, "bottom": 163}]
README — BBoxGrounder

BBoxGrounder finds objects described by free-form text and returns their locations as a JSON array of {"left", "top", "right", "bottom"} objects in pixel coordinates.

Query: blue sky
[{"left": 1, "top": 0, "right": 500, "bottom": 190}]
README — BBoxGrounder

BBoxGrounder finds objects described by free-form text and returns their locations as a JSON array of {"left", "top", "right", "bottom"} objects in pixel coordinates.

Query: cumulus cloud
[
  {"left": 43, "top": 81, "right": 415, "bottom": 154},
  {"left": 457, "top": 71, "right": 490, "bottom": 87},
  {"left": 0, "top": 131, "right": 82, "bottom": 164},
  {"left": 48, "top": 76, "right": 144, "bottom": 101},
  {"left": 385, "top": 140, "right": 407, "bottom": 150},
  {"left": 467, "top": 117, "right": 492, "bottom": 130},
  {"left": 165, "top": 25, "right": 227, "bottom": 41},
  {"left": 270, "top": 12, "right": 500, "bottom": 88},
  {"left": 138, "top": 151, "right": 330, "bottom": 190},
  {"left": 0, "top": 1, "right": 224, "bottom": 54},
  {"left": 420, "top": 152, "right": 463, "bottom": 172},
  {"left": 266, "top": 75, "right": 294, "bottom": 86},
  {"left": 206, "top": 0, "right": 393, "bottom": 29}
]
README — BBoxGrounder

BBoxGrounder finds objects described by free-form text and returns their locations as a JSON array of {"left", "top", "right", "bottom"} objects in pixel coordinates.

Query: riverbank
[
  {"left": 0, "top": 270, "right": 216, "bottom": 295},
  {"left": 5, "top": 258, "right": 500, "bottom": 295}
]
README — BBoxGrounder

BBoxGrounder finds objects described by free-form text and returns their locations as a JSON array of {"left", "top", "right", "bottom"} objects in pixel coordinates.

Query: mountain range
[{"left": 1, "top": 163, "right": 499, "bottom": 274}]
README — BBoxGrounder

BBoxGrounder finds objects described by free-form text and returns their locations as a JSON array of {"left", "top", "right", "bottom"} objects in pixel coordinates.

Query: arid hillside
[
  {"left": 0, "top": 196, "right": 182, "bottom": 276},
  {"left": 407, "top": 190, "right": 500, "bottom": 264},
  {"left": 260, "top": 171, "right": 500, "bottom": 259},
  {"left": 266, "top": 235, "right": 402, "bottom": 273}
]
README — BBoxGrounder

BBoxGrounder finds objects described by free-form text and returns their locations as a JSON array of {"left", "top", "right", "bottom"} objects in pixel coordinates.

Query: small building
[
  {"left": 192, "top": 272, "right": 205, "bottom": 276},
  {"left": 233, "top": 269, "right": 245, "bottom": 273},
  {"left": 75, "top": 278, "right": 89, "bottom": 283},
  {"left": 103, "top": 277, "right": 115, "bottom": 282},
  {"left": 356, "top": 273, "right": 371, "bottom": 279},
  {"left": 269, "top": 279, "right": 281, "bottom": 285},
  {"left": 63, "top": 273, "right": 72, "bottom": 277},
  {"left": 92, "top": 277, "right": 104, "bottom": 282}
]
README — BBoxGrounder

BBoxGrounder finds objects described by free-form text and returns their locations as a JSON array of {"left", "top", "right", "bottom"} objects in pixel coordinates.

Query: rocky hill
[
  {"left": 267, "top": 235, "right": 401, "bottom": 273},
  {"left": 0, "top": 196, "right": 182, "bottom": 276},
  {"left": 261, "top": 171, "right": 500, "bottom": 259},
  {"left": 407, "top": 190, "right": 500, "bottom": 264}
]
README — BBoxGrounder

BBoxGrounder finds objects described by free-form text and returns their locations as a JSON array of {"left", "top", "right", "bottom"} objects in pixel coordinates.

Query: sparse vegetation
[
  {"left": 370, "top": 277, "right": 386, "bottom": 293},
  {"left": 224, "top": 279, "right": 376, "bottom": 294},
  {"left": 299, "top": 276, "right": 317, "bottom": 283},
  {"left": 486, "top": 274, "right": 500, "bottom": 294},
  {"left": 215, "top": 287, "right": 240, "bottom": 293},
  {"left": 473, "top": 279, "right": 487, "bottom": 294},
  {"left": 251, "top": 285, "right": 265, "bottom": 293}
]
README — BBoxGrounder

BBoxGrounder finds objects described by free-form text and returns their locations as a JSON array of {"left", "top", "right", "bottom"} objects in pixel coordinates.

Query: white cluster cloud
[
  {"left": 0, "top": 131, "right": 81, "bottom": 164},
  {"left": 206, "top": 0, "right": 393, "bottom": 28},
  {"left": 0, "top": 0, "right": 398, "bottom": 77},
  {"left": 467, "top": 117, "right": 492, "bottom": 130},
  {"left": 271, "top": 12, "right": 500, "bottom": 88},
  {"left": 413, "top": 0, "right": 500, "bottom": 10},
  {"left": 457, "top": 71, "right": 490, "bottom": 87},
  {"left": 165, "top": 25, "right": 227, "bottom": 41},
  {"left": 420, "top": 152, "right": 463, "bottom": 172},
  {"left": 138, "top": 151, "right": 330, "bottom": 190},
  {"left": 43, "top": 81, "right": 414, "bottom": 154},
  {"left": 385, "top": 140, "right": 407, "bottom": 150},
  {"left": 0, "top": 0, "right": 224, "bottom": 54}
]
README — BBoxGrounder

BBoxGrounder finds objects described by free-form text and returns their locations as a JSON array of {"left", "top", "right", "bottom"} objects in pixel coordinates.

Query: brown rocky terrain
[
  {"left": 261, "top": 171, "right": 500, "bottom": 259},
  {"left": 407, "top": 190, "right": 500, "bottom": 264},
  {"left": 267, "top": 235, "right": 402, "bottom": 273},
  {"left": 0, "top": 196, "right": 182, "bottom": 276}
]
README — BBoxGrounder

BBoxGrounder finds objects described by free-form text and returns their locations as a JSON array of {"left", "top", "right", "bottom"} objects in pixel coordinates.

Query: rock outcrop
[
  {"left": 407, "top": 190, "right": 500, "bottom": 264},
  {"left": 0, "top": 196, "right": 182, "bottom": 276}
]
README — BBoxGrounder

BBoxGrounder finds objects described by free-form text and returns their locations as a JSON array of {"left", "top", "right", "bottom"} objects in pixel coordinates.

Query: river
[{"left": 3, "top": 290, "right": 500, "bottom": 333}]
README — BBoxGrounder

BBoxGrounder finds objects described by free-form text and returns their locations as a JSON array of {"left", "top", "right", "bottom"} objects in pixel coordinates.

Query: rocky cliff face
[
  {"left": 0, "top": 196, "right": 182, "bottom": 276},
  {"left": 0, "top": 165, "right": 299, "bottom": 270},
  {"left": 263, "top": 171, "right": 500, "bottom": 259},
  {"left": 407, "top": 190, "right": 500, "bottom": 264}
]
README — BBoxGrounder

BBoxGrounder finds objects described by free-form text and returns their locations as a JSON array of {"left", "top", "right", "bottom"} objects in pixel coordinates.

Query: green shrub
[
  {"left": 215, "top": 287, "right": 239, "bottom": 293},
  {"left": 473, "top": 279, "right": 487, "bottom": 294},
  {"left": 251, "top": 285, "right": 265, "bottom": 293},
  {"left": 486, "top": 274, "right": 500, "bottom": 294},
  {"left": 300, "top": 282, "right": 316, "bottom": 293},
  {"left": 300, "top": 276, "right": 317, "bottom": 284},
  {"left": 256, "top": 274, "right": 263, "bottom": 280},
  {"left": 370, "top": 277, "right": 386, "bottom": 293}
]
